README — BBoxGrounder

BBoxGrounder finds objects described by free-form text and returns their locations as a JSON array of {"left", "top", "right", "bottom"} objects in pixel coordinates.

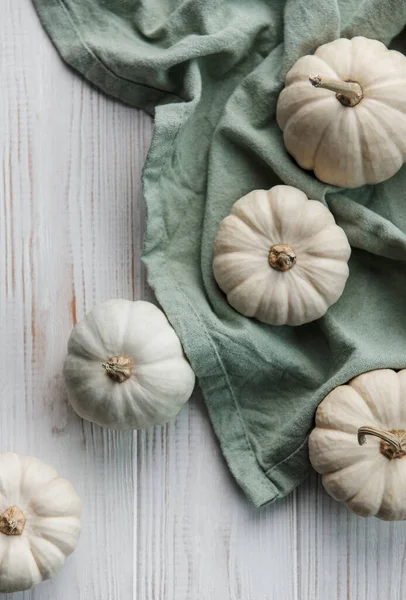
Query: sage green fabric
[{"left": 33, "top": 0, "right": 406, "bottom": 507}]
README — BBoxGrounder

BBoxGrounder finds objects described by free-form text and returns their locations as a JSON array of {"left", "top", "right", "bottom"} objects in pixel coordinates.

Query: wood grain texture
[
  {"left": 2, "top": 2, "right": 406, "bottom": 599},
  {"left": 1, "top": 1, "right": 152, "bottom": 598}
]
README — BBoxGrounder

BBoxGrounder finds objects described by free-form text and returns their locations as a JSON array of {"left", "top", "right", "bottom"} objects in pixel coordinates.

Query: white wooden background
[{"left": 1, "top": 2, "right": 406, "bottom": 599}]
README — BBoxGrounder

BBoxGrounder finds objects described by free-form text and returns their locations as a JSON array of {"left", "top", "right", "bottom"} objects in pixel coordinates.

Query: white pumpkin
[
  {"left": 276, "top": 36, "right": 406, "bottom": 188},
  {"left": 212, "top": 185, "right": 351, "bottom": 326},
  {"left": 0, "top": 453, "right": 82, "bottom": 593},
  {"left": 309, "top": 369, "right": 406, "bottom": 521},
  {"left": 63, "top": 299, "right": 195, "bottom": 429}
]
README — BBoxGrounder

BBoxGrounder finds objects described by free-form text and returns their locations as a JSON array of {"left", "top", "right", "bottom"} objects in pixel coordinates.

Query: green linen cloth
[{"left": 33, "top": 0, "right": 406, "bottom": 507}]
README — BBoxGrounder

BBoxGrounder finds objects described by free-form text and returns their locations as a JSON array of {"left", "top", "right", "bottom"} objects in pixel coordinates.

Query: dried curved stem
[
  {"left": 309, "top": 75, "right": 363, "bottom": 107},
  {"left": 358, "top": 426, "right": 403, "bottom": 453}
]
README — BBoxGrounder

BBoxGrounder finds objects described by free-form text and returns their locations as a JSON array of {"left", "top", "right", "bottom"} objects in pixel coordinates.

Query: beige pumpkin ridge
[
  {"left": 309, "top": 369, "right": 406, "bottom": 521},
  {"left": 277, "top": 36, "right": 406, "bottom": 188},
  {"left": 0, "top": 453, "right": 82, "bottom": 593},
  {"left": 64, "top": 299, "right": 195, "bottom": 430},
  {"left": 212, "top": 185, "right": 351, "bottom": 326}
]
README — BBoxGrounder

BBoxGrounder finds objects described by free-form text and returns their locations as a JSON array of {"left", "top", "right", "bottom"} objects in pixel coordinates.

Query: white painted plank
[
  {"left": 0, "top": 1, "right": 152, "bottom": 598},
  {"left": 295, "top": 471, "right": 406, "bottom": 600},
  {"left": 135, "top": 392, "right": 297, "bottom": 600}
]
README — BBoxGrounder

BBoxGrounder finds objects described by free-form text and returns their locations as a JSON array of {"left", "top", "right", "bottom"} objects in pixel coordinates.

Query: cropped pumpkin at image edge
[
  {"left": 309, "top": 369, "right": 406, "bottom": 521},
  {"left": 0, "top": 454, "right": 82, "bottom": 594},
  {"left": 276, "top": 36, "right": 406, "bottom": 188}
]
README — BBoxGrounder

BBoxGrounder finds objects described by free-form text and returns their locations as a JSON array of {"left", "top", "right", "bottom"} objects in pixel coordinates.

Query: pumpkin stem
[
  {"left": 309, "top": 75, "right": 363, "bottom": 107},
  {"left": 268, "top": 244, "right": 296, "bottom": 272},
  {"left": 102, "top": 355, "right": 132, "bottom": 383},
  {"left": 358, "top": 426, "right": 404, "bottom": 459},
  {"left": 0, "top": 506, "right": 26, "bottom": 536}
]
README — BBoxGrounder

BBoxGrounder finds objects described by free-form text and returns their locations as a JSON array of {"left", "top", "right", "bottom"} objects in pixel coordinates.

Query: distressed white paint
[{"left": 1, "top": 2, "right": 406, "bottom": 599}]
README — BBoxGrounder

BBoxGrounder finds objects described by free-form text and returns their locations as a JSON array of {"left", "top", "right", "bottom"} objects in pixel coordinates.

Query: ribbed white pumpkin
[
  {"left": 276, "top": 37, "right": 406, "bottom": 188},
  {"left": 212, "top": 185, "right": 351, "bottom": 326},
  {"left": 309, "top": 369, "right": 406, "bottom": 521},
  {"left": 64, "top": 300, "right": 195, "bottom": 429},
  {"left": 0, "top": 453, "right": 82, "bottom": 593}
]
